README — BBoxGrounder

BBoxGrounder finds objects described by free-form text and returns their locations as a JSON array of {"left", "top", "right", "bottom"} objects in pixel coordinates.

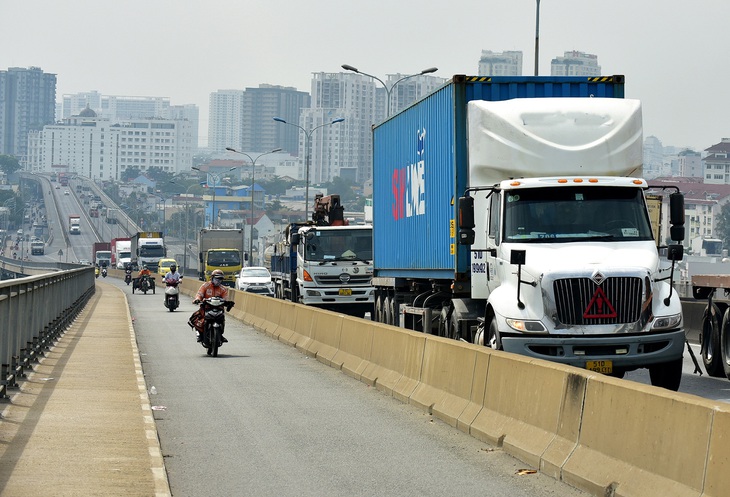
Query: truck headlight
[
  {"left": 505, "top": 319, "right": 547, "bottom": 333},
  {"left": 651, "top": 314, "right": 682, "bottom": 330}
]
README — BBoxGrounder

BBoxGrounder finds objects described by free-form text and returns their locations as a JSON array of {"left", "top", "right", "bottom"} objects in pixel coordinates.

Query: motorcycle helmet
[{"left": 211, "top": 269, "right": 224, "bottom": 286}]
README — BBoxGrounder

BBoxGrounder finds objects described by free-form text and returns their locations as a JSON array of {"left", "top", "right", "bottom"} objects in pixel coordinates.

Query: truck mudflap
[{"left": 500, "top": 328, "right": 685, "bottom": 372}]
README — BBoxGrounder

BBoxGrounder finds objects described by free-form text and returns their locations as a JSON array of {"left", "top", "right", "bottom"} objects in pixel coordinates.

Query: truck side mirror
[
  {"left": 669, "top": 192, "right": 685, "bottom": 242},
  {"left": 669, "top": 192, "right": 684, "bottom": 226},
  {"left": 667, "top": 244, "right": 684, "bottom": 262},
  {"left": 458, "top": 196, "right": 475, "bottom": 246}
]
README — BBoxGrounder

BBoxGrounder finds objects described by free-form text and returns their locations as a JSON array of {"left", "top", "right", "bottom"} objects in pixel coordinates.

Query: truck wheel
[
  {"left": 383, "top": 296, "right": 393, "bottom": 326},
  {"left": 648, "top": 358, "right": 682, "bottom": 391},
  {"left": 720, "top": 310, "right": 730, "bottom": 380},
  {"left": 701, "top": 304, "right": 725, "bottom": 377},
  {"left": 375, "top": 294, "right": 384, "bottom": 323},
  {"left": 487, "top": 318, "right": 503, "bottom": 350}
]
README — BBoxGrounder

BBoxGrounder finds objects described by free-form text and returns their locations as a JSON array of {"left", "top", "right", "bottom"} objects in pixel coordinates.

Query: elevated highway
[{"left": 1, "top": 270, "right": 728, "bottom": 496}]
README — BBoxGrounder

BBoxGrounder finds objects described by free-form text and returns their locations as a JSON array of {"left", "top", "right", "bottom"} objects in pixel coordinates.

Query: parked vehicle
[
  {"left": 370, "top": 75, "right": 686, "bottom": 390},
  {"left": 197, "top": 229, "right": 244, "bottom": 287},
  {"left": 235, "top": 266, "right": 274, "bottom": 295},
  {"left": 269, "top": 194, "right": 374, "bottom": 317},
  {"left": 164, "top": 280, "right": 180, "bottom": 311}
]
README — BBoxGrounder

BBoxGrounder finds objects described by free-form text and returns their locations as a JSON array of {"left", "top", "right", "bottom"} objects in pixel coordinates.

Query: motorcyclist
[
  {"left": 163, "top": 264, "right": 182, "bottom": 285},
  {"left": 138, "top": 265, "right": 151, "bottom": 279},
  {"left": 192, "top": 269, "right": 230, "bottom": 343}
]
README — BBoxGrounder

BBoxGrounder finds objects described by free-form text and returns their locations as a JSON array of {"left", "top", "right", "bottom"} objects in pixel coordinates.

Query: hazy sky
[{"left": 3, "top": 0, "right": 727, "bottom": 150}]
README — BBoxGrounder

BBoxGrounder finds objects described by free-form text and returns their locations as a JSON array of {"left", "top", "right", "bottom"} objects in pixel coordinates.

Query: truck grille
[
  {"left": 553, "top": 277, "right": 643, "bottom": 325},
  {"left": 314, "top": 274, "right": 372, "bottom": 286}
]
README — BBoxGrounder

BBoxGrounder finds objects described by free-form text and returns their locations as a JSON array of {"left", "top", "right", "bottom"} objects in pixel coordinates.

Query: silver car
[{"left": 235, "top": 267, "right": 274, "bottom": 296}]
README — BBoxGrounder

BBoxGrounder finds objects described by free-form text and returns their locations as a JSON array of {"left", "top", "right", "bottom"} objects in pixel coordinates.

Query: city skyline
[{"left": 2, "top": 0, "right": 728, "bottom": 151}]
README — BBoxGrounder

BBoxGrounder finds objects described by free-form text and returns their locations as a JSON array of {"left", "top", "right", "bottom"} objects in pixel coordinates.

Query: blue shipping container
[{"left": 372, "top": 75, "right": 625, "bottom": 280}]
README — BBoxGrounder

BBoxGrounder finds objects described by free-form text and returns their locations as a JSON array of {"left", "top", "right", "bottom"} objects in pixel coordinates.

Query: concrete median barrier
[
  {"left": 305, "top": 310, "right": 344, "bottom": 367},
  {"left": 455, "top": 349, "right": 491, "bottom": 434},
  {"left": 331, "top": 316, "right": 374, "bottom": 380},
  {"left": 361, "top": 324, "right": 426, "bottom": 403},
  {"left": 409, "top": 336, "right": 479, "bottom": 427},
  {"left": 280, "top": 305, "right": 317, "bottom": 349},
  {"left": 469, "top": 353, "right": 580, "bottom": 470},
  {"left": 704, "top": 407, "right": 730, "bottom": 497},
  {"left": 562, "top": 376, "right": 714, "bottom": 497}
]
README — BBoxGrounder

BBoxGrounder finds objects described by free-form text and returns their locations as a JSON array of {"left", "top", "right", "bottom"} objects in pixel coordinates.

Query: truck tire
[
  {"left": 720, "top": 310, "right": 730, "bottom": 380},
  {"left": 701, "top": 303, "right": 725, "bottom": 377},
  {"left": 375, "top": 294, "right": 384, "bottom": 323},
  {"left": 384, "top": 296, "right": 394, "bottom": 326},
  {"left": 648, "top": 358, "right": 682, "bottom": 391},
  {"left": 487, "top": 318, "right": 503, "bottom": 350}
]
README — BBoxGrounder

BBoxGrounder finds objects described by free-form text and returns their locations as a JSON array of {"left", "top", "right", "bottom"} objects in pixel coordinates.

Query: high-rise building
[
  {"left": 550, "top": 51, "right": 601, "bottom": 76},
  {"left": 477, "top": 50, "right": 523, "bottom": 76},
  {"left": 208, "top": 90, "right": 245, "bottom": 153},
  {"left": 208, "top": 85, "right": 309, "bottom": 155},
  {"left": 384, "top": 73, "right": 445, "bottom": 117},
  {"left": 26, "top": 107, "right": 195, "bottom": 180},
  {"left": 0, "top": 66, "right": 56, "bottom": 160},
  {"left": 242, "top": 84, "right": 310, "bottom": 156}
]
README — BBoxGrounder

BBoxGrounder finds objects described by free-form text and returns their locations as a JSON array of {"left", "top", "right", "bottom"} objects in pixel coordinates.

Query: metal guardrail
[{"left": 0, "top": 267, "right": 95, "bottom": 399}]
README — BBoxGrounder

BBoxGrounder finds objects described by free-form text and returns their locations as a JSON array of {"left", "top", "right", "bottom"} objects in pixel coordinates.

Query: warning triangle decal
[{"left": 583, "top": 287, "right": 617, "bottom": 319}]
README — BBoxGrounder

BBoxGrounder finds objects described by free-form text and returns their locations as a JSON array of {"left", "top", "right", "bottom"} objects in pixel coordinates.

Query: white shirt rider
[{"left": 164, "top": 267, "right": 182, "bottom": 284}]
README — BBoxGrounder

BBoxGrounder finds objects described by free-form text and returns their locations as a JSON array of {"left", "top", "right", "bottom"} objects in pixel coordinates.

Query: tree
[
  {"left": 714, "top": 203, "right": 730, "bottom": 249},
  {"left": 121, "top": 167, "right": 141, "bottom": 182},
  {"left": 0, "top": 155, "right": 21, "bottom": 176}
]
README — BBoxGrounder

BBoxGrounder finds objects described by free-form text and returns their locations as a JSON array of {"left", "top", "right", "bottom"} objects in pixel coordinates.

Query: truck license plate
[
  {"left": 586, "top": 360, "right": 612, "bottom": 374},
  {"left": 339, "top": 288, "right": 352, "bottom": 296}
]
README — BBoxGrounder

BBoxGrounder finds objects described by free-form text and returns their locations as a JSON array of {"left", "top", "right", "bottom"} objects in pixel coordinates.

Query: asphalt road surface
[{"left": 117, "top": 277, "right": 588, "bottom": 497}]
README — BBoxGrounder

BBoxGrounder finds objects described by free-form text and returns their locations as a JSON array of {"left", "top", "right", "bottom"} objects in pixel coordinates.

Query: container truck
[
  {"left": 92, "top": 242, "right": 112, "bottom": 267},
  {"left": 270, "top": 194, "right": 374, "bottom": 317},
  {"left": 68, "top": 215, "right": 80, "bottom": 235},
  {"left": 371, "top": 75, "right": 686, "bottom": 390},
  {"left": 130, "top": 231, "right": 166, "bottom": 272},
  {"left": 197, "top": 228, "right": 245, "bottom": 287},
  {"left": 111, "top": 237, "right": 132, "bottom": 269}
]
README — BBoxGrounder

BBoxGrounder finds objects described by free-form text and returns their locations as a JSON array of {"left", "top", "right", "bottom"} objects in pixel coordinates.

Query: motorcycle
[
  {"left": 101, "top": 267, "right": 108, "bottom": 278},
  {"left": 164, "top": 280, "right": 180, "bottom": 311},
  {"left": 196, "top": 297, "right": 234, "bottom": 357},
  {"left": 124, "top": 269, "right": 132, "bottom": 285},
  {"left": 94, "top": 266, "right": 100, "bottom": 278},
  {"left": 133, "top": 274, "right": 154, "bottom": 295}
]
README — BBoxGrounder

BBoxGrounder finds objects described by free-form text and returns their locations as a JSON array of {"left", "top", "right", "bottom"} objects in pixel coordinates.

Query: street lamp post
[
  {"left": 170, "top": 181, "right": 199, "bottom": 274},
  {"left": 273, "top": 117, "right": 344, "bottom": 218},
  {"left": 192, "top": 166, "right": 237, "bottom": 228},
  {"left": 534, "top": 0, "right": 541, "bottom": 76},
  {"left": 341, "top": 64, "right": 438, "bottom": 116},
  {"left": 225, "top": 147, "right": 282, "bottom": 266}
]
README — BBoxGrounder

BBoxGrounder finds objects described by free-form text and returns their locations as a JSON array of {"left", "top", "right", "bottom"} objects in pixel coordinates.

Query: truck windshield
[
  {"left": 304, "top": 230, "right": 373, "bottom": 261},
  {"left": 139, "top": 246, "right": 165, "bottom": 257},
  {"left": 503, "top": 186, "right": 654, "bottom": 243},
  {"left": 208, "top": 250, "right": 241, "bottom": 266}
]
